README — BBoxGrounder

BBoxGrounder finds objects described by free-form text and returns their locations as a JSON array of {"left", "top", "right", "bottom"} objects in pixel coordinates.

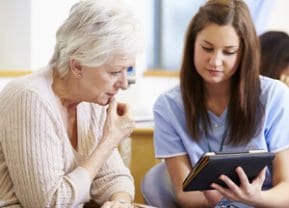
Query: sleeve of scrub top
[
  {"left": 263, "top": 82, "right": 289, "bottom": 152},
  {"left": 153, "top": 94, "right": 187, "bottom": 158}
]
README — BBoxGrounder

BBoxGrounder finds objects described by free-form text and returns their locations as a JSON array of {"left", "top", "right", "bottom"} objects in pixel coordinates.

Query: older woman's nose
[{"left": 116, "top": 71, "right": 129, "bottom": 90}]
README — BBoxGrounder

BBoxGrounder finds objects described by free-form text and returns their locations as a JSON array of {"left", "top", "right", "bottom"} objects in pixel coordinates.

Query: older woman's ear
[{"left": 69, "top": 59, "right": 83, "bottom": 78}]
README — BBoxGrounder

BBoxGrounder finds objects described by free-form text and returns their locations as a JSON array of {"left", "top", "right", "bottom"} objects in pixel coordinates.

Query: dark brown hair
[
  {"left": 180, "top": 0, "right": 263, "bottom": 145},
  {"left": 259, "top": 31, "right": 289, "bottom": 79}
]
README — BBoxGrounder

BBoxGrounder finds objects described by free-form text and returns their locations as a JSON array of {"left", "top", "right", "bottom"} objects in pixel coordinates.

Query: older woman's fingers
[{"left": 109, "top": 200, "right": 133, "bottom": 208}]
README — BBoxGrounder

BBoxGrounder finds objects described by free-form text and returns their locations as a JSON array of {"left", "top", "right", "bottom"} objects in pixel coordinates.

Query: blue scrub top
[{"left": 153, "top": 76, "right": 289, "bottom": 188}]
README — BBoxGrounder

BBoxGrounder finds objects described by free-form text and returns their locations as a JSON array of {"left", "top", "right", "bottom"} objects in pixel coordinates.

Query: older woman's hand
[
  {"left": 101, "top": 199, "right": 134, "bottom": 208},
  {"left": 102, "top": 98, "right": 135, "bottom": 148}
]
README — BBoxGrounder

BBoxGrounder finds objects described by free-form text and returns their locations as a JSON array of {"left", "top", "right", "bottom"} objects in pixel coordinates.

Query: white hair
[{"left": 49, "top": 0, "right": 143, "bottom": 77}]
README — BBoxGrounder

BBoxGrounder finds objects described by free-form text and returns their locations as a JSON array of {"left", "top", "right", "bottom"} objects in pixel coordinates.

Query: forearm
[
  {"left": 252, "top": 183, "right": 289, "bottom": 208},
  {"left": 176, "top": 191, "right": 211, "bottom": 208},
  {"left": 79, "top": 136, "right": 115, "bottom": 180}
]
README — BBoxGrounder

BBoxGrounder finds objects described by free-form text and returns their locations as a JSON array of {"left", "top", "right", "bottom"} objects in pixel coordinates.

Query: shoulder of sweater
[
  {"left": 1, "top": 68, "right": 52, "bottom": 99},
  {"left": 0, "top": 69, "right": 55, "bottom": 118}
]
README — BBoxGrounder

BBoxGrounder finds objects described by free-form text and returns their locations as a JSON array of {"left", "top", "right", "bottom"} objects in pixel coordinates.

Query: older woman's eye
[{"left": 110, "top": 71, "right": 121, "bottom": 76}]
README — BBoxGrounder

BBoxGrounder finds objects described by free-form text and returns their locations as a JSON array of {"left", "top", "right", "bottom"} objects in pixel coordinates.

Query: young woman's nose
[{"left": 209, "top": 51, "right": 223, "bottom": 67}]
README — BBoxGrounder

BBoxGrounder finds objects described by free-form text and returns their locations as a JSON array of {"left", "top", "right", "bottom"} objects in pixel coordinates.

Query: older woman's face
[
  {"left": 194, "top": 23, "right": 241, "bottom": 86},
  {"left": 79, "top": 55, "right": 135, "bottom": 105}
]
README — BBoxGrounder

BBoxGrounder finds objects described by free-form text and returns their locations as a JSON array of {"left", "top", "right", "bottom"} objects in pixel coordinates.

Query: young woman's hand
[
  {"left": 210, "top": 166, "right": 266, "bottom": 206},
  {"left": 102, "top": 98, "right": 135, "bottom": 148},
  {"left": 203, "top": 190, "right": 223, "bottom": 206}
]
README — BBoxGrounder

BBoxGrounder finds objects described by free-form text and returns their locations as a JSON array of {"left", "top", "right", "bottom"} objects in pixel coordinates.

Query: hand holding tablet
[{"left": 183, "top": 150, "right": 275, "bottom": 191}]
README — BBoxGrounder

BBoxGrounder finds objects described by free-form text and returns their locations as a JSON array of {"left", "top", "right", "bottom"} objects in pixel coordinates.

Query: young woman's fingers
[
  {"left": 236, "top": 166, "right": 250, "bottom": 187},
  {"left": 252, "top": 167, "right": 266, "bottom": 186}
]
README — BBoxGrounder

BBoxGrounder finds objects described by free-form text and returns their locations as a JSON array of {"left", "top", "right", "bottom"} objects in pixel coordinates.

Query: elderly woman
[{"left": 0, "top": 0, "right": 142, "bottom": 207}]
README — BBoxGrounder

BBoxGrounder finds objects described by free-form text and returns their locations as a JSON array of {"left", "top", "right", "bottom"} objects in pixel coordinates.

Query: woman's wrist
[
  {"left": 98, "top": 134, "right": 118, "bottom": 151},
  {"left": 203, "top": 197, "right": 211, "bottom": 208},
  {"left": 110, "top": 192, "right": 133, "bottom": 204}
]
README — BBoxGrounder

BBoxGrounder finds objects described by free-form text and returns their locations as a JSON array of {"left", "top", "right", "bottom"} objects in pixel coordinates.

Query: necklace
[{"left": 206, "top": 124, "right": 228, "bottom": 152}]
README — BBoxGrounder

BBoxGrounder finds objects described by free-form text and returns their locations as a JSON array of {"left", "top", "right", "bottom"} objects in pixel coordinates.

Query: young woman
[{"left": 142, "top": 0, "right": 289, "bottom": 207}]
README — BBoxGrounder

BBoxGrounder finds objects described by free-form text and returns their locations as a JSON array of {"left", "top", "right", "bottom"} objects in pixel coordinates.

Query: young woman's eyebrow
[{"left": 202, "top": 40, "right": 239, "bottom": 49}]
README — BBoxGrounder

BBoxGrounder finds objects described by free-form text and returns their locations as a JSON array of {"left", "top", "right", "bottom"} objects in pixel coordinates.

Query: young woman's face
[{"left": 194, "top": 23, "right": 241, "bottom": 85}]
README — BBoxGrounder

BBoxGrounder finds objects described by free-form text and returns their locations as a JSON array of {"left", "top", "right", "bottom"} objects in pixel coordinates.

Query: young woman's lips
[{"left": 208, "top": 69, "right": 223, "bottom": 76}]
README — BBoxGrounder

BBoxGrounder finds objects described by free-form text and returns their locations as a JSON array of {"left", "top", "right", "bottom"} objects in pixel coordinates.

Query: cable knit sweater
[{"left": 0, "top": 67, "right": 134, "bottom": 207}]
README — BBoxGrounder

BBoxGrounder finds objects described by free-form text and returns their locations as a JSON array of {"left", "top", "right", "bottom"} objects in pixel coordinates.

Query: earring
[{"left": 77, "top": 73, "right": 82, "bottom": 78}]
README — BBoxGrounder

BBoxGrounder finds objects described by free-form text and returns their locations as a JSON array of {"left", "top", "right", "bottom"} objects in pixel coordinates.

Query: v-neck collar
[{"left": 208, "top": 108, "right": 227, "bottom": 127}]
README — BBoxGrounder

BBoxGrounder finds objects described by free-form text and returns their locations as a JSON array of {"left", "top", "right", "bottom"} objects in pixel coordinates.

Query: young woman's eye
[
  {"left": 201, "top": 46, "right": 213, "bottom": 52},
  {"left": 223, "top": 51, "right": 237, "bottom": 55}
]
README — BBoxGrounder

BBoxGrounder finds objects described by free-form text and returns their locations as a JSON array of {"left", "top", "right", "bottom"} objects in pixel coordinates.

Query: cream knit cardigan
[{"left": 0, "top": 68, "right": 134, "bottom": 207}]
